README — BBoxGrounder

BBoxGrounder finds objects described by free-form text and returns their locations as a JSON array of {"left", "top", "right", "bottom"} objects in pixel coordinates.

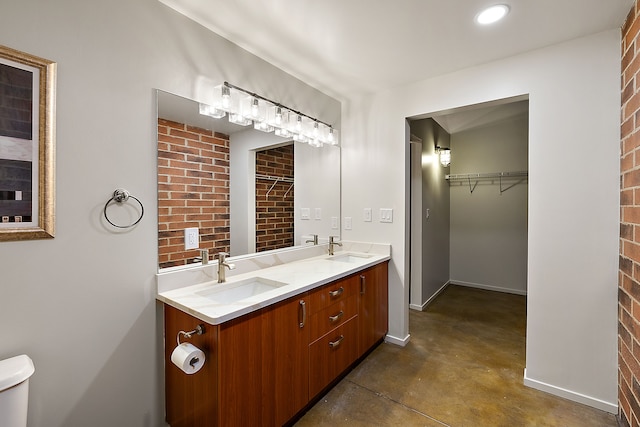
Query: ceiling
[{"left": 159, "top": 0, "right": 633, "bottom": 100}]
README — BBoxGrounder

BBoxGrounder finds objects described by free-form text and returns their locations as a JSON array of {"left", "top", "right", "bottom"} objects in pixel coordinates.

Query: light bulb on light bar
[
  {"left": 254, "top": 120, "right": 275, "bottom": 133},
  {"left": 221, "top": 86, "right": 231, "bottom": 109},
  {"left": 275, "top": 128, "right": 292, "bottom": 138},
  {"left": 228, "top": 112, "right": 252, "bottom": 126},
  {"left": 199, "top": 103, "right": 226, "bottom": 119},
  {"left": 327, "top": 127, "right": 339, "bottom": 145},
  {"left": 293, "top": 132, "right": 308, "bottom": 143}
]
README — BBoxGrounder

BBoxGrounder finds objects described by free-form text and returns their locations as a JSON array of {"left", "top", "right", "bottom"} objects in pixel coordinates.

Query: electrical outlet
[
  {"left": 345, "top": 216, "right": 352, "bottom": 230},
  {"left": 184, "top": 227, "right": 199, "bottom": 250},
  {"left": 379, "top": 208, "right": 393, "bottom": 223},
  {"left": 364, "top": 208, "right": 372, "bottom": 222}
]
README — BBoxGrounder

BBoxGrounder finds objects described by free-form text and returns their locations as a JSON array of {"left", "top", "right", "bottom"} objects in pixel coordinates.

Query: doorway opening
[{"left": 407, "top": 95, "right": 529, "bottom": 311}]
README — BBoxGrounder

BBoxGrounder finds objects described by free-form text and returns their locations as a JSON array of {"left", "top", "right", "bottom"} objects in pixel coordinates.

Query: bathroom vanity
[{"left": 157, "top": 245, "right": 389, "bottom": 427}]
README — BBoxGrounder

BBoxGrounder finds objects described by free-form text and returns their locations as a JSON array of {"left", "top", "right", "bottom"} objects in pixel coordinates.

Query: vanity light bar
[{"left": 202, "top": 81, "right": 339, "bottom": 146}]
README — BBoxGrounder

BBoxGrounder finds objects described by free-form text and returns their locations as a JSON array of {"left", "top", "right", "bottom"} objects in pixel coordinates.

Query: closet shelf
[
  {"left": 256, "top": 174, "right": 294, "bottom": 198},
  {"left": 445, "top": 171, "right": 528, "bottom": 181},
  {"left": 256, "top": 174, "right": 294, "bottom": 183},
  {"left": 445, "top": 171, "right": 528, "bottom": 194}
]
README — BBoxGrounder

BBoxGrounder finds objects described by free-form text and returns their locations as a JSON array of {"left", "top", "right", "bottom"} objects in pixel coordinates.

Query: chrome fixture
[
  {"left": 199, "top": 248, "right": 209, "bottom": 265},
  {"left": 306, "top": 234, "right": 318, "bottom": 245},
  {"left": 328, "top": 236, "right": 342, "bottom": 256},
  {"left": 217, "top": 252, "right": 236, "bottom": 283},
  {"left": 200, "top": 81, "right": 339, "bottom": 147}
]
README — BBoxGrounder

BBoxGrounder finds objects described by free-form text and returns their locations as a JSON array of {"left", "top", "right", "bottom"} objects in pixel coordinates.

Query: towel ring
[{"left": 103, "top": 188, "right": 144, "bottom": 229}]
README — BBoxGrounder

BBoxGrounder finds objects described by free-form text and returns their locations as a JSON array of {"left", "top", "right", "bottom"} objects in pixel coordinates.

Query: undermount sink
[
  {"left": 328, "top": 253, "right": 372, "bottom": 263},
  {"left": 196, "top": 277, "right": 288, "bottom": 304}
]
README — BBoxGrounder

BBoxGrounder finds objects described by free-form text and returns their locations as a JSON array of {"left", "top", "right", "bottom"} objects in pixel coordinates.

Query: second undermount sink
[
  {"left": 328, "top": 253, "right": 372, "bottom": 263},
  {"left": 195, "top": 277, "right": 288, "bottom": 304}
]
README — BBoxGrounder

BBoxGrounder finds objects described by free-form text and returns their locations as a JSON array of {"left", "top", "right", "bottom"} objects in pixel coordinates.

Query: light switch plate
[
  {"left": 301, "top": 208, "right": 310, "bottom": 220},
  {"left": 364, "top": 208, "right": 372, "bottom": 222},
  {"left": 331, "top": 216, "right": 339, "bottom": 229},
  {"left": 379, "top": 208, "right": 393, "bottom": 223},
  {"left": 184, "top": 227, "right": 199, "bottom": 250},
  {"left": 344, "top": 216, "right": 352, "bottom": 230},
  {"left": 314, "top": 208, "right": 322, "bottom": 220}
]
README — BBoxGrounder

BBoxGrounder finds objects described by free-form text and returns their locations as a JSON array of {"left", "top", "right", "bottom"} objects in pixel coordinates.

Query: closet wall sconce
[
  {"left": 200, "top": 81, "right": 339, "bottom": 147},
  {"left": 436, "top": 146, "right": 451, "bottom": 167}
]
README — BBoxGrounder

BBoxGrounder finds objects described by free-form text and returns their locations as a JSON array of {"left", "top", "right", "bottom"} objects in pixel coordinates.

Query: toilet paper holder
[{"left": 176, "top": 324, "right": 205, "bottom": 346}]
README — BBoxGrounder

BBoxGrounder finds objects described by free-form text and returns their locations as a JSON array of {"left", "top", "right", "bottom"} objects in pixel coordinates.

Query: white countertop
[{"left": 156, "top": 242, "right": 390, "bottom": 325}]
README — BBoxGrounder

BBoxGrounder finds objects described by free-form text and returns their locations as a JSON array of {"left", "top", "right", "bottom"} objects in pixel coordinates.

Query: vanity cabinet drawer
[
  {"left": 309, "top": 294, "right": 357, "bottom": 342},
  {"left": 309, "top": 275, "right": 358, "bottom": 314},
  {"left": 309, "top": 315, "right": 359, "bottom": 398}
]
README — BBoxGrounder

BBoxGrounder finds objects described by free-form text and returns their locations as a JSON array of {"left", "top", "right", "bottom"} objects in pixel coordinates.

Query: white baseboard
[
  {"left": 385, "top": 333, "right": 411, "bottom": 347},
  {"left": 523, "top": 369, "right": 617, "bottom": 414},
  {"left": 410, "top": 281, "right": 450, "bottom": 311},
  {"left": 451, "top": 280, "right": 527, "bottom": 296}
]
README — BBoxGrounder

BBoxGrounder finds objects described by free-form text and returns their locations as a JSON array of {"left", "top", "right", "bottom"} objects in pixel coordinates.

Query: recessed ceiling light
[{"left": 475, "top": 4, "right": 510, "bottom": 25}]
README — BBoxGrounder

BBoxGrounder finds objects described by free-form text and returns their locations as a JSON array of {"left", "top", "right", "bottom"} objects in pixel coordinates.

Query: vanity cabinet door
[
  {"left": 358, "top": 261, "right": 389, "bottom": 357},
  {"left": 261, "top": 295, "right": 310, "bottom": 426},
  {"left": 218, "top": 294, "right": 310, "bottom": 427},
  {"left": 218, "top": 309, "right": 264, "bottom": 426}
]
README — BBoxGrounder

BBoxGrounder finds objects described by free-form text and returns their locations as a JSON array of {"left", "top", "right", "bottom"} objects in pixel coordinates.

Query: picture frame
[{"left": 0, "top": 45, "right": 56, "bottom": 241}]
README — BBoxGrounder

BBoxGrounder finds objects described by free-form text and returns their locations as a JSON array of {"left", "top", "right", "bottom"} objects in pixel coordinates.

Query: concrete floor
[{"left": 295, "top": 285, "right": 618, "bottom": 426}]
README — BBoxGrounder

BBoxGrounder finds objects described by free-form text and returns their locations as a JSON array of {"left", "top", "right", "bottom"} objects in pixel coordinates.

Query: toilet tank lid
[{"left": 0, "top": 355, "right": 35, "bottom": 391}]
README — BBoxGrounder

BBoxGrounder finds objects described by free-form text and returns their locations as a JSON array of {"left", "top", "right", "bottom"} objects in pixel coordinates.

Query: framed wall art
[{"left": 0, "top": 45, "right": 56, "bottom": 241}]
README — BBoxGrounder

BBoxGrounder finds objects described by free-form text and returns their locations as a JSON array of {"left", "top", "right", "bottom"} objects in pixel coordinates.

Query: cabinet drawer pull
[
  {"left": 360, "top": 275, "right": 366, "bottom": 295},
  {"left": 299, "top": 300, "right": 306, "bottom": 328},
  {"left": 329, "top": 335, "right": 344, "bottom": 348},
  {"left": 329, "top": 287, "right": 344, "bottom": 298},
  {"left": 328, "top": 311, "right": 344, "bottom": 323}
]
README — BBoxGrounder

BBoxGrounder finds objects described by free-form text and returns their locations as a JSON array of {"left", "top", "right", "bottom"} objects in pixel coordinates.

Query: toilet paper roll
[{"left": 171, "top": 343, "right": 205, "bottom": 374}]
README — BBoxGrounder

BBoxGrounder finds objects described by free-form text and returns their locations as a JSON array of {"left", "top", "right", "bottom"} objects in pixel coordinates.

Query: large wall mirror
[{"left": 156, "top": 90, "right": 341, "bottom": 270}]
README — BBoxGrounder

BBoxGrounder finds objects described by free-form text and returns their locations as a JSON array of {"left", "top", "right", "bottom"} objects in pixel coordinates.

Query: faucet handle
[{"left": 217, "top": 252, "right": 229, "bottom": 261}]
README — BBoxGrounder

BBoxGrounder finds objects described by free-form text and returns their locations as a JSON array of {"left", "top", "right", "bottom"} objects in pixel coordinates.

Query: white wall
[
  {"left": 449, "top": 113, "right": 528, "bottom": 294},
  {"left": 342, "top": 30, "right": 620, "bottom": 410},
  {"left": 0, "top": 1, "right": 339, "bottom": 426}
]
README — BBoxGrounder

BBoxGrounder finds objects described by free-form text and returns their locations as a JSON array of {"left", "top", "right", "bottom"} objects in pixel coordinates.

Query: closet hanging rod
[
  {"left": 256, "top": 174, "right": 294, "bottom": 183},
  {"left": 445, "top": 171, "right": 528, "bottom": 181}
]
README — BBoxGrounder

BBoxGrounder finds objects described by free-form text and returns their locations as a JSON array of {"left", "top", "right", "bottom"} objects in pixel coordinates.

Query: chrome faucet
[
  {"left": 305, "top": 234, "right": 318, "bottom": 245},
  {"left": 199, "top": 248, "right": 209, "bottom": 265},
  {"left": 328, "top": 236, "right": 342, "bottom": 256},
  {"left": 217, "top": 252, "right": 236, "bottom": 283}
]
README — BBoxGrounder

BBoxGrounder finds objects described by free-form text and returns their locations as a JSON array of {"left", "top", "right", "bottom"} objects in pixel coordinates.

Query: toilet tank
[{"left": 0, "top": 355, "right": 35, "bottom": 427}]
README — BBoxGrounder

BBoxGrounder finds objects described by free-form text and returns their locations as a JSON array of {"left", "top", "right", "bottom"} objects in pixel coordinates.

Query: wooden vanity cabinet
[
  {"left": 164, "top": 260, "right": 389, "bottom": 427},
  {"left": 357, "top": 261, "right": 389, "bottom": 357},
  {"left": 164, "top": 294, "right": 309, "bottom": 427}
]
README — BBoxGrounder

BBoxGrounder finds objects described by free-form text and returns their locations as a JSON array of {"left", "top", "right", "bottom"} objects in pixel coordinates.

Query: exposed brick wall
[
  {"left": 0, "top": 63, "right": 32, "bottom": 140},
  {"left": 255, "top": 144, "right": 294, "bottom": 252},
  {"left": 158, "top": 118, "right": 230, "bottom": 269},
  {"left": 621, "top": 3, "right": 640, "bottom": 426}
]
